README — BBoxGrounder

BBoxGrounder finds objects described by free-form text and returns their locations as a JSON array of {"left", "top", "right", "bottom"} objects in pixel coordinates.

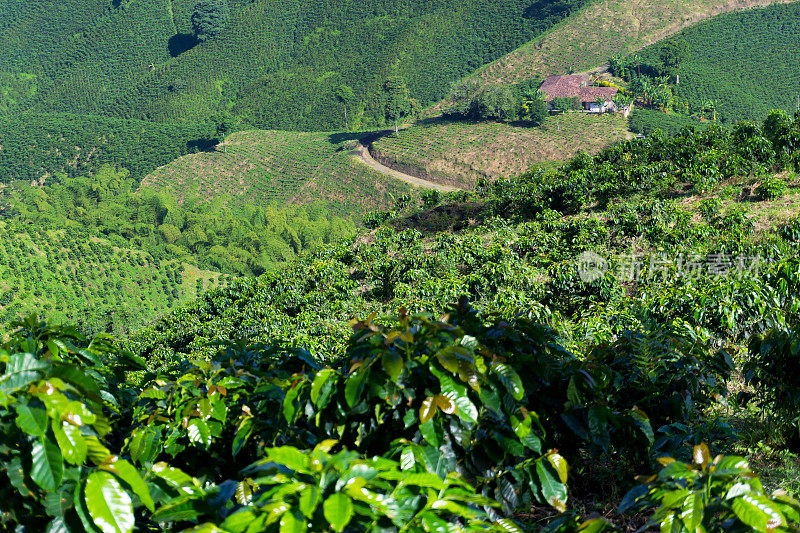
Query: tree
[
  {"left": 658, "top": 39, "right": 689, "bottom": 79},
  {"left": 550, "top": 97, "right": 582, "bottom": 113},
  {"left": 612, "top": 92, "right": 633, "bottom": 111},
  {"left": 191, "top": 0, "right": 230, "bottom": 43},
  {"left": 445, "top": 79, "right": 482, "bottom": 118},
  {"left": 335, "top": 85, "right": 356, "bottom": 131},
  {"left": 519, "top": 97, "right": 548, "bottom": 125},
  {"left": 383, "top": 76, "right": 412, "bottom": 135},
  {"left": 211, "top": 112, "right": 233, "bottom": 153},
  {"left": 474, "top": 85, "right": 516, "bottom": 121},
  {"left": 763, "top": 109, "right": 791, "bottom": 147}
]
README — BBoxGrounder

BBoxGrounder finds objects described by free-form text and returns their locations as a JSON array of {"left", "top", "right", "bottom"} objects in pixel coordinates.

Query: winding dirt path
[{"left": 353, "top": 143, "right": 460, "bottom": 192}]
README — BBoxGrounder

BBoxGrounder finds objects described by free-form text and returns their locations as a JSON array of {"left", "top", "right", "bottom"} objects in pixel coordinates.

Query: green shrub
[
  {"left": 755, "top": 175, "right": 787, "bottom": 201},
  {"left": 621, "top": 444, "right": 800, "bottom": 532}
]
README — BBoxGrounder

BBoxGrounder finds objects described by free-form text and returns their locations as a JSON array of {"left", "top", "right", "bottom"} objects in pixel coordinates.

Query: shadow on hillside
[
  {"left": 391, "top": 202, "right": 489, "bottom": 235},
  {"left": 168, "top": 34, "right": 198, "bottom": 58},
  {"left": 186, "top": 138, "right": 218, "bottom": 153},
  {"left": 329, "top": 129, "right": 397, "bottom": 149}
]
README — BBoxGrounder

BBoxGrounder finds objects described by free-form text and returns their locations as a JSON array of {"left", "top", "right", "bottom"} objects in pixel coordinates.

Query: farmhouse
[{"left": 539, "top": 74, "right": 622, "bottom": 114}]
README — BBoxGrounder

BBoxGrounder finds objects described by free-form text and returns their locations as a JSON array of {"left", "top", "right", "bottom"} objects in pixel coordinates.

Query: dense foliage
[
  {"left": 628, "top": 108, "right": 710, "bottom": 137},
  {"left": 0, "top": 0, "right": 590, "bottom": 130},
  {"left": 444, "top": 78, "right": 548, "bottom": 124},
  {"left": 620, "top": 2, "right": 800, "bottom": 133},
  {"left": 1, "top": 164, "right": 357, "bottom": 277},
  {"left": 0, "top": 219, "right": 221, "bottom": 335},
  {"left": 0, "top": 114, "right": 214, "bottom": 184}
]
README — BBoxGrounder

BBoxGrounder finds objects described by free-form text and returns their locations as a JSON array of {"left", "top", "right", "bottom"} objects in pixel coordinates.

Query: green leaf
[
  {"left": 298, "top": 485, "right": 319, "bottom": 518},
  {"left": 344, "top": 368, "right": 366, "bottom": 408},
  {"left": 628, "top": 408, "right": 654, "bottom": 446},
  {"left": 232, "top": 417, "right": 253, "bottom": 457},
  {"left": 578, "top": 518, "right": 615, "bottom": 533},
  {"left": 731, "top": 494, "right": 785, "bottom": 531},
  {"left": 400, "top": 473, "right": 444, "bottom": 490},
  {"left": 400, "top": 447, "right": 415, "bottom": 470},
  {"left": 681, "top": 493, "right": 703, "bottom": 531},
  {"left": 430, "top": 499, "right": 479, "bottom": 519},
  {"left": 84, "top": 471, "right": 135, "bottom": 533},
  {"left": 104, "top": 459, "right": 154, "bottom": 512},
  {"left": 419, "top": 396, "right": 437, "bottom": 423},
  {"left": 6, "top": 352, "right": 48, "bottom": 373},
  {"left": 235, "top": 480, "right": 253, "bottom": 505},
  {"left": 126, "top": 428, "right": 160, "bottom": 465},
  {"left": 267, "top": 446, "right": 309, "bottom": 472},
  {"left": 6, "top": 456, "right": 34, "bottom": 498},
  {"left": 382, "top": 352, "right": 404, "bottom": 382},
  {"left": 546, "top": 452, "right": 568, "bottom": 484},
  {"left": 151, "top": 462, "right": 199, "bottom": 494},
  {"left": 44, "top": 485, "right": 74, "bottom": 520},
  {"left": 435, "top": 346, "right": 471, "bottom": 374},
  {"left": 15, "top": 402, "right": 48, "bottom": 436},
  {"left": 418, "top": 419, "right": 443, "bottom": 448},
  {"left": 420, "top": 512, "right": 450, "bottom": 532},
  {"left": 73, "top": 481, "right": 100, "bottom": 533},
  {"left": 491, "top": 363, "right": 524, "bottom": 401},
  {"left": 221, "top": 510, "right": 260, "bottom": 533},
  {"left": 85, "top": 436, "right": 112, "bottom": 465},
  {"left": 432, "top": 367, "right": 478, "bottom": 424},
  {"left": 0, "top": 352, "right": 46, "bottom": 392},
  {"left": 53, "top": 421, "right": 87, "bottom": 465},
  {"left": 45, "top": 517, "right": 70, "bottom": 533},
  {"left": 31, "top": 437, "right": 64, "bottom": 492},
  {"left": 536, "top": 460, "right": 567, "bottom": 512},
  {"left": 197, "top": 398, "right": 213, "bottom": 420},
  {"left": 323, "top": 493, "right": 353, "bottom": 532},
  {"left": 279, "top": 508, "right": 305, "bottom": 533},
  {"left": 51, "top": 364, "right": 102, "bottom": 403},
  {"left": 210, "top": 395, "right": 227, "bottom": 422},
  {"left": 187, "top": 419, "right": 212, "bottom": 449},
  {"left": 310, "top": 369, "right": 337, "bottom": 408},
  {"left": 283, "top": 381, "right": 305, "bottom": 424},
  {"left": 494, "top": 519, "right": 524, "bottom": 533}
]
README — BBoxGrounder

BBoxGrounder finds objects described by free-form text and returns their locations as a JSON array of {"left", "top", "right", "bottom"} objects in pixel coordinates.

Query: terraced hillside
[
  {"left": 371, "top": 114, "right": 631, "bottom": 188},
  {"left": 0, "top": 221, "right": 222, "bottom": 335},
  {"left": 472, "top": 0, "right": 797, "bottom": 86},
  {"left": 140, "top": 130, "right": 414, "bottom": 214},
  {"left": 0, "top": 0, "right": 590, "bottom": 130}
]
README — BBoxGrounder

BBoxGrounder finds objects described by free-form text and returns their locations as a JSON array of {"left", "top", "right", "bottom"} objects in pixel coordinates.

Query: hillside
[
  {"left": 471, "top": 0, "right": 796, "bottom": 86},
  {"left": 140, "top": 129, "right": 416, "bottom": 214},
  {"left": 0, "top": 113, "right": 213, "bottom": 184},
  {"left": 370, "top": 114, "right": 631, "bottom": 188},
  {"left": 0, "top": 220, "right": 222, "bottom": 335},
  {"left": 0, "top": 0, "right": 590, "bottom": 130},
  {"left": 632, "top": 1, "right": 800, "bottom": 125},
  {"left": 4, "top": 89, "right": 800, "bottom": 533}
]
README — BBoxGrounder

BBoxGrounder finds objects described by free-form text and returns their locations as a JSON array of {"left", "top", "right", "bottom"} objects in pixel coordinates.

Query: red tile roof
[
  {"left": 539, "top": 75, "right": 618, "bottom": 103},
  {"left": 577, "top": 86, "right": 619, "bottom": 102}
]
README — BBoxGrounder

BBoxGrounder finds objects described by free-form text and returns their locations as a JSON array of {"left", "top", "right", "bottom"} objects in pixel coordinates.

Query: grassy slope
[
  {"left": 390, "top": 0, "right": 794, "bottom": 189},
  {"left": 371, "top": 114, "right": 631, "bottom": 188},
  {"left": 140, "top": 130, "right": 414, "bottom": 215},
  {"left": 0, "top": 220, "right": 221, "bottom": 335},
  {"left": 471, "top": 0, "right": 797, "bottom": 86}
]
